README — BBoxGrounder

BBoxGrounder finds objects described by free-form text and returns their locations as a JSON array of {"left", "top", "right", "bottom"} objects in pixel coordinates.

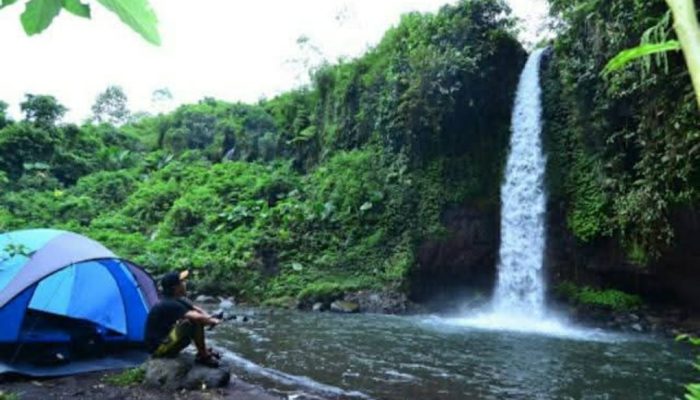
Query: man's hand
[{"left": 208, "top": 317, "right": 221, "bottom": 327}]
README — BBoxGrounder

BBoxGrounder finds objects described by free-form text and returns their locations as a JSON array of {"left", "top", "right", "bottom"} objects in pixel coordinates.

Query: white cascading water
[
  {"left": 439, "top": 49, "right": 598, "bottom": 338},
  {"left": 492, "top": 47, "right": 547, "bottom": 317}
]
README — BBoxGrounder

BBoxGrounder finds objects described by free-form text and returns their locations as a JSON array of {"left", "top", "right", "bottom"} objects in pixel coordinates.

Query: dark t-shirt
[{"left": 144, "top": 297, "right": 194, "bottom": 352}]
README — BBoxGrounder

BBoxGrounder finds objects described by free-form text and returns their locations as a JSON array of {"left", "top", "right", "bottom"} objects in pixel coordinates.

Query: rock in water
[
  {"left": 312, "top": 302, "right": 325, "bottom": 312},
  {"left": 143, "top": 353, "right": 230, "bottom": 391},
  {"left": 330, "top": 301, "right": 359, "bottom": 313}
]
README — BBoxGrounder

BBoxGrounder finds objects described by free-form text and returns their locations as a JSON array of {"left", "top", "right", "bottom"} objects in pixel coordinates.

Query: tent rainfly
[{"left": 0, "top": 229, "right": 158, "bottom": 346}]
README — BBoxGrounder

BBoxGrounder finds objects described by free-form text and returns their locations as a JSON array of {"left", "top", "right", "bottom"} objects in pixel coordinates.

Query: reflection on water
[{"left": 211, "top": 309, "right": 695, "bottom": 400}]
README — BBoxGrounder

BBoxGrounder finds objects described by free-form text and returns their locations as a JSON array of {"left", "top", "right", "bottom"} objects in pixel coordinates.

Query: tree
[
  {"left": 151, "top": 88, "right": 174, "bottom": 115},
  {"left": 0, "top": 101, "right": 11, "bottom": 130},
  {"left": 92, "top": 85, "right": 130, "bottom": 125},
  {"left": 0, "top": 0, "right": 160, "bottom": 45},
  {"left": 20, "top": 94, "right": 67, "bottom": 128}
]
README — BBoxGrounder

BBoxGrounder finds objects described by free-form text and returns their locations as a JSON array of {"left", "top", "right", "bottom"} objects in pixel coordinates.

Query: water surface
[{"left": 212, "top": 309, "right": 696, "bottom": 400}]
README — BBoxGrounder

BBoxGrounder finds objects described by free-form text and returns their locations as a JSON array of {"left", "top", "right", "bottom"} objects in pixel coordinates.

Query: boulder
[
  {"left": 343, "top": 290, "right": 409, "bottom": 314},
  {"left": 143, "top": 353, "right": 230, "bottom": 391},
  {"left": 312, "top": 302, "right": 325, "bottom": 312},
  {"left": 183, "top": 364, "right": 231, "bottom": 390},
  {"left": 330, "top": 301, "right": 359, "bottom": 313},
  {"left": 143, "top": 356, "right": 191, "bottom": 391}
]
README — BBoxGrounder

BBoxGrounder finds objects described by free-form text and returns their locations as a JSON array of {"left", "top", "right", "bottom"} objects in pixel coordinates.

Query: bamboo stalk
[{"left": 666, "top": 0, "right": 700, "bottom": 109}]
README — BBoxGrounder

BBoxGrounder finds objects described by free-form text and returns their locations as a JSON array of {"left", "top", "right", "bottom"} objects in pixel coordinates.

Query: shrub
[{"left": 556, "top": 281, "right": 643, "bottom": 311}]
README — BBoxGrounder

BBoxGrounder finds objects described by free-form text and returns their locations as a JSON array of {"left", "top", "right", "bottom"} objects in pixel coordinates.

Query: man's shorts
[{"left": 152, "top": 320, "right": 196, "bottom": 358}]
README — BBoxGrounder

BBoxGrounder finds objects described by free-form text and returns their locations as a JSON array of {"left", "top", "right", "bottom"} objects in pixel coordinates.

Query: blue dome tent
[{"left": 0, "top": 229, "right": 158, "bottom": 376}]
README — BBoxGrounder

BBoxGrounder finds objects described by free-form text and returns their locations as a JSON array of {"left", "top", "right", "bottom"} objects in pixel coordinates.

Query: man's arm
[
  {"left": 191, "top": 304, "right": 211, "bottom": 317},
  {"left": 183, "top": 309, "right": 220, "bottom": 326}
]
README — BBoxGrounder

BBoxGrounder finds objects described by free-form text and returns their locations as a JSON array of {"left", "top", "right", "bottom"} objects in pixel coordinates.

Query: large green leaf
[
  {"left": 96, "top": 0, "right": 160, "bottom": 45},
  {"left": 603, "top": 40, "right": 681, "bottom": 75},
  {"left": 61, "top": 0, "right": 90, "bottom": 18},
  {"left": 0, "top": 0, "right": 19, "bottom": 10},
  {"left": 20, "top": 0, "right": 63, "bottom": 36}
]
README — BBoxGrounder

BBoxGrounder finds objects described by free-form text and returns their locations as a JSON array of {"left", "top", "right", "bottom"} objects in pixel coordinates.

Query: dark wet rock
[
  {"left": 330, "top": 300, "right": 360, "bottom": 313},
  {"left": 144, "top": 356, "right": 191, "bottom": 390},
  {"left": 312, "top": 302, "right": 325, "bottom": 312},
  {"left": 412, "top": 206, "right": 499, "bottom": 303},
  {"left": 343, "top": 290, "right": 409, "bottom": 314},
  {"left": 183, "top": 364, "right": 231, "bottom": 390},
  {"left": 144, "top": 353, "right": 230, "bottom": 391}
]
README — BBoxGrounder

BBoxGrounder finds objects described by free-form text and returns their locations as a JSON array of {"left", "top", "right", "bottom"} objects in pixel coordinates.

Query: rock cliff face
[
  {"left": 410, "top": 205, "right": 499, "bottom": 304},
  {"left": 545, "top": 205, "right": 700, "bottom": 310}
]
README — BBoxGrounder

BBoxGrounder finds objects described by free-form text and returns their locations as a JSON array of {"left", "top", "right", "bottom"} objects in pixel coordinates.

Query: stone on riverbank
[
  {"left": 343, "top": 290, "right": 409, "bottom": 314},
  {"left": 144, "top": 353, "right": 230, "bottom": 391},
  {"left": 330, "top": 300, "right": 359, "bottom": 313},
  {"left": 195, "top": 295, "right": 218, "bottom": 304}
]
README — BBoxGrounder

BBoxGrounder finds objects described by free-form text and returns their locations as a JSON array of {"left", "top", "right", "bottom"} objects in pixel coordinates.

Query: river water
[{"left": 211, "top": 309, "right": 696, "bottom": 400}]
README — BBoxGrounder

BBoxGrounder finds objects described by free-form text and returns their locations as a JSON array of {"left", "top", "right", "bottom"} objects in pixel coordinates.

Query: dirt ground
[{"left": 0, "top": 369, "right": 284, "bottom": 400}]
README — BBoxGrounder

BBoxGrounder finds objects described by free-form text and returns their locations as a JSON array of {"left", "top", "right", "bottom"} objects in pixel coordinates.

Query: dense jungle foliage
[
  {"left": 543, "top": 0, "right": 700, "bottom": 265},
  {"left": 0, "top": 0, "right": 524, "bottom": 304}
]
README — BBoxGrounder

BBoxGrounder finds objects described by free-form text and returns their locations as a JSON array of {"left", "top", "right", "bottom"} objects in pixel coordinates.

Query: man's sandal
[
  {"left": 208, "top": 347, "right": 222, "bottom": 359},
  {"left": 195, "top": 353, "right": 220, "bottom": 368}
]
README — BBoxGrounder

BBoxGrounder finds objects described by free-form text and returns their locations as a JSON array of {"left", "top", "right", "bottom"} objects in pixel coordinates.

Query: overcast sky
[{"left": 0, "top": 0, "right": 549, "bottom": 122}]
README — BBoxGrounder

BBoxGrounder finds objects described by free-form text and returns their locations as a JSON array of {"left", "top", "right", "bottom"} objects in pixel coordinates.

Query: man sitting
[{"left": 144, "top": 270, "right": 221, "bottom": 367}]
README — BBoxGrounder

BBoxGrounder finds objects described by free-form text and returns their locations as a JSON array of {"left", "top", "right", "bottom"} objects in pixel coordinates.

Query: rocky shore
[
  {"left": 0, "top": 368, "right": 283, "bottom": 400},
  {"left": 563, "top": 303, "right": 700, "bottom": 338}
]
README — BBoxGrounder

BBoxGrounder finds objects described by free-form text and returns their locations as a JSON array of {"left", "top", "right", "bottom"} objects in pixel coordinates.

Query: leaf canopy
[
  {"left": 20, "top": 0, "right": 62, "bottom": 35},
  {"left": 96, "top": 0, "right": 160, "bottom": 45},
  {"left": 61, "top": 0, "right": 89, "bottom": 18}
]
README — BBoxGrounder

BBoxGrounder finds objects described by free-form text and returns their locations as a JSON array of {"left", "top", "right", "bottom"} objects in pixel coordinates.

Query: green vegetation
[
  {"left": 0, "top": 392, "right": 20, "bottom": 400},
  {"left": 677, "top": 335, "right": 700, "bottom": 400},
  {"left": 544, "top": 0, "right": 700, "bottom": 265},
  {"left": 556, "top": 281, "right": 643, "bottom": 311},
  {"left": 0, "top": 0, "right": 523, "bottom": 303},
  {"left": 0, "top": 0, "right": 160, "bottom": 45},
  {"left": 104, "top": 367, "right": 145, "bottom": 387}
]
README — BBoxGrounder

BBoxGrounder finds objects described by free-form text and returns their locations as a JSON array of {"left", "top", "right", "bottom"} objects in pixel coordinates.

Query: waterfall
[
  {"left": 492, "top": 48, "right": 547, "bottom": 317},
  {"left": 440, "top": 49, "right": 593, "bottom": 337}
]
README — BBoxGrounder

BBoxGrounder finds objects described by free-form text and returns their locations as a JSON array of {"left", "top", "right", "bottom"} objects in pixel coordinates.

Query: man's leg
[
  {"left": 153, "top": 320, "right": 198, "bottom": 358},
  {"left": 190, "top": 321, "right": 207, "bottom": 357}
]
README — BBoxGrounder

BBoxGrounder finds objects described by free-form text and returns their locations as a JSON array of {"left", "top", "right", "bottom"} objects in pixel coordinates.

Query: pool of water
[{"left": 211, "top": 309, "right": 696, "bottom": 399}]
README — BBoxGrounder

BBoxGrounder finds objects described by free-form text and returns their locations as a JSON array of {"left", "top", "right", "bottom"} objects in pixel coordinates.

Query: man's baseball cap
[{"left": 161, "top": 270, "right": 189, "bottom": 293}]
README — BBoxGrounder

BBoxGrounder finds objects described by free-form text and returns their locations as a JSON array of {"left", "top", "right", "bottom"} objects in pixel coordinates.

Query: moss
[
  {"left": 104, "top": 367, "right": 145, "bottom": 387},
  {"left": 556, "top": 281, "right": 643, "bottom": 311}
]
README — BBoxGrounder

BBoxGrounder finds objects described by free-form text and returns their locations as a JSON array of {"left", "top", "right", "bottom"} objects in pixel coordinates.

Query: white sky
[{"left": 0, "top": 0, "right": 549, "bottom": 122}]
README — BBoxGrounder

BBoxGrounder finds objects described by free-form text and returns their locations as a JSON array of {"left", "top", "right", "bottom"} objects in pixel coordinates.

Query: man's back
[{"left": 144, "top": 297, "right": 193, "bottom": 351}]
